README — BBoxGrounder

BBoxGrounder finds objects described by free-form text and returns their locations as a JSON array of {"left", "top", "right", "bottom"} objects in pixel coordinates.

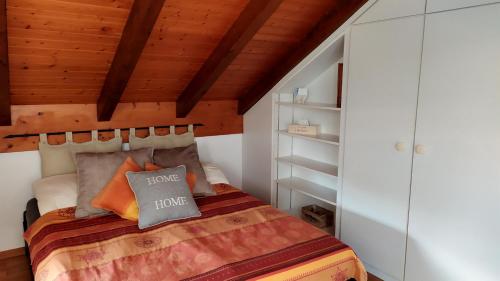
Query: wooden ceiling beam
[
  {"left": 237, "top": 0, "right": 368, "bottom": 114},
  {"left": 97, "top": 0, "right": 166, "bottom": 121},
  {"left": 175, "top": 0, "right": 284, "bottom": 118},
  {"left": 0, "top": 0, "right": 11, "bottom": 126}
]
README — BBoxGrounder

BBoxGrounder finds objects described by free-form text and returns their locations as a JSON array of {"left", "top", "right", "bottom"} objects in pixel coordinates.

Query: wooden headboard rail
[
  {"left": 3, "top": 123, "right": 203, "bottom": 140},
  {"left": 0, "top": 124, "right": 206, "bottom": 153}
]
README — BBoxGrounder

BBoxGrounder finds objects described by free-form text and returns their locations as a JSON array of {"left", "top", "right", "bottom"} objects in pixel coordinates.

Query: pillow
[
  {"left": 145, "top": 162, "right": 195, "bottom": 193},
  {"left": 202, "top": 163, "right": 230, "bottom": 185},
  {"left": 153, "top": 143, "right": 215, "bottom": 196},
  {"left": 126, "top": 166, "right": 201, "bottom": 229},
  {"left": 32, "top": 174, "right": 78, "bottom": 216},
  {"left": 129, "top": 126, "right": 195, "bottom": 150},
  {"left": 39, "top": 131, "right": 123, "bottom": 178},
  {"left": 39, "top": 138, "right": 75, "bottom": 178},
  {"left": 91, "top": 157, "right": 142, "bottom": 221},
  {"left": 74, "top": 148, "right": 152, "bottom": 218}
]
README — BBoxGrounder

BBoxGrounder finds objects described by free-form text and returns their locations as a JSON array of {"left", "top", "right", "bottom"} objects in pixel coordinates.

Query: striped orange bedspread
[{"left": 24, "top": 184, "right": 366, "bottom": 281}]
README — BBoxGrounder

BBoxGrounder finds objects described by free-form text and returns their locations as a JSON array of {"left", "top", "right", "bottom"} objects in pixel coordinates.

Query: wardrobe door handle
[
  {"left": 395, "top": 142, "right": 406, "bottom": 152},
  {"left": 415, "top": 144, "right": 426, "bottom": 155}
]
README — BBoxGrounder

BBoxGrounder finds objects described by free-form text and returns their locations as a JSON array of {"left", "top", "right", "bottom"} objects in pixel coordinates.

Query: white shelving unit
[{"left": 272, "top": 34, "right": 346, "bottom": 237}]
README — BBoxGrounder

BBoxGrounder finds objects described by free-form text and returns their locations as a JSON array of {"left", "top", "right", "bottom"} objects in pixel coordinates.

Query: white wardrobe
[{"left": 341, "top": 2, "right": 500, "bottom": 281}]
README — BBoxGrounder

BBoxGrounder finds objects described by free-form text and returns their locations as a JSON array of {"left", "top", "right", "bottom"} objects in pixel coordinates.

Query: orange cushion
[
  {"left": 91, "top": 157, "right": 142, "bottom": 221},
  {"left": 145, "top": 162, "right": 196, "bottom": 193}
]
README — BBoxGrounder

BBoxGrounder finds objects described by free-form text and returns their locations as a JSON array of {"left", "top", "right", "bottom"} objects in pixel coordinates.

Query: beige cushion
[
  {"left": 39, "top": 130, "right": 123, "bottom": 178},
  {"left": 153, "top": 143, "right": 215, "bottom": 196},
  {"left": 74, "top": 148, "right": 152, "bottom": 218},
  {"left": 129, "top": 126, "right": 195, "bottom": 150},
  {"left": 32, "top": 174, "right": 78, "bottom": 216},
  {"left": 39, "top": 136, "right": 75, "bottom": 178},
  {"left": 70, "top": 129, "right": 122, "bottom": 163}
]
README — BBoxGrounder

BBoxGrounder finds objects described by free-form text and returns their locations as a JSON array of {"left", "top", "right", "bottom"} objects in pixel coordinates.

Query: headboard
[{"left": 0, "top": 101, "right": 243, "bottom": 153}]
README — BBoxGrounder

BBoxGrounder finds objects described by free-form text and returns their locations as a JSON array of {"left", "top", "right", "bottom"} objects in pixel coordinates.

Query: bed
[{"left": 24, "top": 184, "right": 366, "bottom": 281}]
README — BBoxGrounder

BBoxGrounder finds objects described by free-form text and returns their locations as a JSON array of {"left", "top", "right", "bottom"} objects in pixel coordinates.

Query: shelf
[
  {"left": 278, "top": 130, "right": 340, "bottom": 145},
  {"left": 277, "top": 177, "right": 337, "bottom": 205},
  {"left": 276, "top": 102, "right": 341, "bottom": 111},
  {"left": 276, "top": 155, "right": 338, "bottom": 176}
]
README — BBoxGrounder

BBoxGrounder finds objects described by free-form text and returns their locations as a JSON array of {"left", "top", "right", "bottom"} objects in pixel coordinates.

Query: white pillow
[
  {"left": 202, "top": 163, "right": 229, "bottom": 185},
  {"left": 32, "top": 174, "right": 78, "bottom": 216}
]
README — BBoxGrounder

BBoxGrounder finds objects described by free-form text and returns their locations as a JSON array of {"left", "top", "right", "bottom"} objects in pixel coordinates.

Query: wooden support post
[
  {"left": 175, "top": 0, "right": 284, "bottom": 118},
  {"left": 97, "top": 0, "right": 166, "bottom": 121},
  {"left": 0, "top": 0, "right": 11, "bottom": 126}
]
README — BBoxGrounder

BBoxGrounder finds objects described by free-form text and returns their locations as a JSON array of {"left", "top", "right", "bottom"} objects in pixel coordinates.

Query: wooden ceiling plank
[
  {"left": 0, "top": 0, "right": 11, "bottom": 126},
  {"left": 97, "top": 0, "right": 166, "bottom": 121},
  {"left": 238, "top": 0, "right": 368, "bottom": 114},
  {"left": 175, "top": 0, "right": 284, "bottom": 118}
]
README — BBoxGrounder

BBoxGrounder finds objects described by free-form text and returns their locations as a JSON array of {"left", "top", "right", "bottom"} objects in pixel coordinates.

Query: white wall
[
  {"left": 196, "top": 134, "right": 242, "bottom": 188},
  {"left": 242, "top": 94, "right": 273, "bottom": 203},
  {"left": 0, "top": 134, "right": 242, "bottom": 252},
  {"left": 0, "top": 151, "right": 41, "bottom": 252}
]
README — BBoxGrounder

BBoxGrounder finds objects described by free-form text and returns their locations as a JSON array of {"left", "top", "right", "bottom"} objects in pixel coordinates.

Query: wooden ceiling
[{"left": 2, "top": 0, "right": 366, "bottom": 124}]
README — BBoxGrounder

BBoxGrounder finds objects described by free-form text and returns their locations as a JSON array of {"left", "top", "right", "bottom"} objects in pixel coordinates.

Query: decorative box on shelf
[
  {"left": 287, "top": 124, "right": 319, "bottom": 136},
  {"left": 301, "top": 205, "right": 334, "bottom": 229}
]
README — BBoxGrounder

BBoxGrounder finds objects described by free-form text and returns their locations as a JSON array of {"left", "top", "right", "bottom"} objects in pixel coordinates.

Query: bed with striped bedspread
[{"left": 24, "top": 184, "right": 366, "bottom": 281}]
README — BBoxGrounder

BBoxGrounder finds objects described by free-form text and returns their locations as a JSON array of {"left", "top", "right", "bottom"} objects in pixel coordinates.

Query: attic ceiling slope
[
  {"left": 4, "top": 0, "right": 366, "bottom": 120},
  {"left": 238, "top": 0, "right": 369, "bottom": 114}
]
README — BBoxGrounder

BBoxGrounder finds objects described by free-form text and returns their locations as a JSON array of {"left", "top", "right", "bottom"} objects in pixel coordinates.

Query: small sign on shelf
[
  {"left": 293, "top": 88, "right": 308, "bottom": 104},
  {"left": 288, "top": 124, "right": 319, "bottom": 136}
]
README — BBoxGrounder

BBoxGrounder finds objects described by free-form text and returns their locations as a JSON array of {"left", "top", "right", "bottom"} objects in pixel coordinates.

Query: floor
[
  {"left": 368, "top": 273, "right": 384, "bottom": 281},
  {"left": 0, "top": 254, "right": 383, "bottom": 281},
  {"left": 0, "top": 254, "right": 32, "bottom": 281}
]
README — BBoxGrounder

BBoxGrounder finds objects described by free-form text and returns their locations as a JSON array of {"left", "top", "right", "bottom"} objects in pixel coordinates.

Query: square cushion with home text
[
  {"left": 145, "top": 162, "right": 195, "bottom": 193},
  {"left": 126, "top": 166, "right": 201, "bottom": 229}
]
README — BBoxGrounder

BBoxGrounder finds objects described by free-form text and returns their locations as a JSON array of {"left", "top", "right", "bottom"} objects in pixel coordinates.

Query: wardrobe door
[
  {"left": 341, "top": 16, "right": 424, "bottom": 281},
  {"left": 406, "top": 4, "right": 500, "bottom": 281},
  {"left": 355, "top": 0, "right": 426, "bottom": 24},
  {"left": 426, "top": 0, "right": 500, "bottom": 13}
]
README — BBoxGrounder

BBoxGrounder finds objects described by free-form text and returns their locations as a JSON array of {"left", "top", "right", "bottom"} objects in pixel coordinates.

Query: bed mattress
[{"left": 24, "top": 184, "right": 366, "bottom": 281}]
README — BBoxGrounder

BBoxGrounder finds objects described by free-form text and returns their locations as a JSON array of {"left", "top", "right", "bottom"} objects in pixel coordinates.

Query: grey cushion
[
  {"left": 126, "top": 166, "right": 201, "bottom": 229},
  {"left": 153, "top": 143, "right": 215, "bottom": 196},
  {"left": 74, "top": 148, "right": 152, "bottom": 218}
]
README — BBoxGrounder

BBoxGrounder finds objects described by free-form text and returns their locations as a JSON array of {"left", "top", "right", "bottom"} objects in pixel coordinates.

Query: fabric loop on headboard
[
  {"left": 129, "top": 128, "right": 136, "bottom": 137},
  {"left": 170, "top": 126, "right": 175, "bottom": 135},
  {"left": 65, "top": 132, "right": 73, "bottom": 143},
  {"left": 39, "top": 133, "right": 48, "bottom": 144},
  {"left": 188, "top": 124, "right": 194, "bottom": 132},
  {"left": 114, "top": 129, "right": 120, "bottom": 138},
  {"left": 149, "top": 127, "right": 156, "bottom": 136},
  {"left": 91, "top": 130, "right": 98, "bottom": 141}
]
